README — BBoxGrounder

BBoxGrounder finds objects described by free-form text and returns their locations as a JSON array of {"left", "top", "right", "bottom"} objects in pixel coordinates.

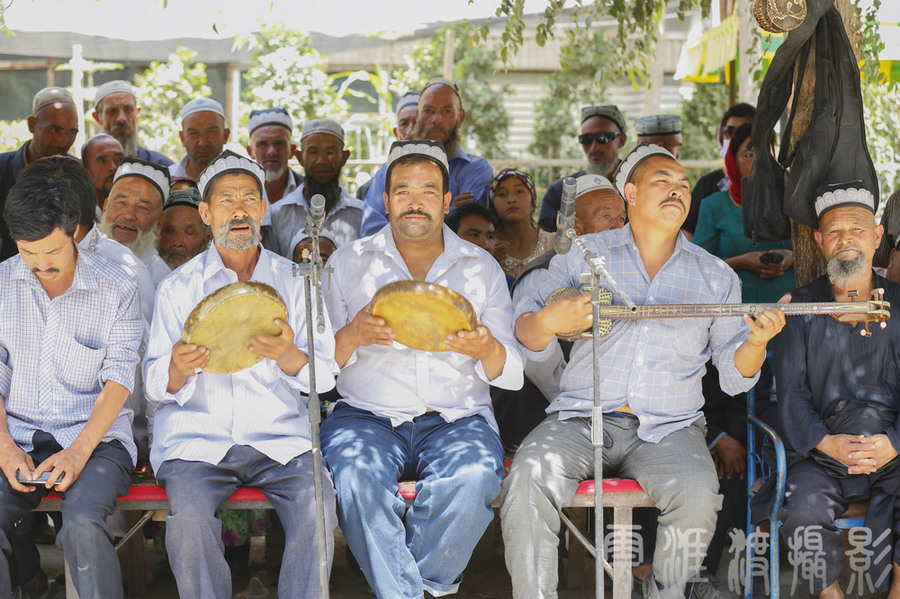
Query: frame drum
[
  {"left": 370, "top": 280, "right": 477, "bottom": 352},
  {"left": 182, "top": 281, "right": 289, "bottom": 373}
]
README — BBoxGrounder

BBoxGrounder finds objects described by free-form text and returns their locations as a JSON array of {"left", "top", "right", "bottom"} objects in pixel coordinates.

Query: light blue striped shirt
[
  {"left": 144, "top": 244, "right": 338, "bottom": 473},
  {"left": 0, "top": 249, "right": 142, "bottom": 463},
  {"left": 517, "top": 224, "right": 758, "bottom": 443}
]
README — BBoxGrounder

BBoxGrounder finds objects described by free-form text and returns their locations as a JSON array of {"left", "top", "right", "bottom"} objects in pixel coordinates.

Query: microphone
[
  {"left": 554, "top": 177, "right": 577, "bottom": 255},
  {"left": 307, "top": 194, "right": 326, "bottom": 233}
]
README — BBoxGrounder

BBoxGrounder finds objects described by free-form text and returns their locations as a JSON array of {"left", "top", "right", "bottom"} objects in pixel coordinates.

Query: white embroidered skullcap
[
  {"left": 385, "top": 140, "right": 450, "bottom": 184},
  {"left": 197, "top": 150, "right": 265, "bottom": 199},
  {"left": 814, "top": 184, "right": 876, "bottom": 219},
  {"left": 614, "top": 142, "right": 678, "bottom": 197},
  {"left": 581, "top": 105, "right": 626, "bottom": 132},
  {"left": 396, "top": 92, "right": 420, "bottom": 114},
  {"left": 95, "top": 80, "right": 135, "bottom": 108},
  {"left": 575, "top": 174, "right": 620, "bottom": 200},
  {"left": 32, "top": 87, "right": 74, "bottom": 114},
  {"left": 300, "top": 118, "right": 345, "bottom": 143},
  {"left": 635, "top": 114, "right": 682, "bottom": 136},
  {"left": 248, "top": 108, "right": 293, "bottom": 136},
  {"left": 181, "top": 97, "right": 225, "bottom": 123},
  {"left": 113, "top": 157, "right": 170, "bottom": 204}
]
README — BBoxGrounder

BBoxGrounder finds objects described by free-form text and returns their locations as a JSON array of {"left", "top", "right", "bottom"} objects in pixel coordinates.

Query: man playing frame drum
[
  {"left": 501, "top": 144, "right": 785, "bottom": 599},
  {"left": 320, "top": 139, "right": 523, "bottom": 599},
  {"left": 143, "top": 150, "right": 338, "bottom": 599}
]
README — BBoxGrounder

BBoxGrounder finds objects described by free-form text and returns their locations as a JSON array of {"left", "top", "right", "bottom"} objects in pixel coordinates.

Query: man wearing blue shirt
[
  {"left": 501, "top": 144, "right": 785, "bottom": 599},
  {"left": 359, "top": 78, "right": 494, "bottom": 237},
  {"left": 0, "top": 158, "right": 142, "bottom": 598}
]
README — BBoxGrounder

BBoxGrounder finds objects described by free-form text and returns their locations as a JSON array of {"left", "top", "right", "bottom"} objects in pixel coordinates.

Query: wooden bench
[{"left": 37, "top": 477, "right": 653, "bottom": 599}]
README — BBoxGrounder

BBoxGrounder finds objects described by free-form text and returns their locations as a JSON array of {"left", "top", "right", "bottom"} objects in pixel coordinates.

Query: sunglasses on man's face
[
  {"left": 721, "top": 125, "right": 737, "bottom": 139},
  {"left": 578, "top": 132, "right": 620, "bottom": 146}
]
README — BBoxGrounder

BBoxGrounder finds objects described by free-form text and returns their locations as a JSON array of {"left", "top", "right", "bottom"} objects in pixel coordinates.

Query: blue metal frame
[{"left": 744, "top": 384, "right": 787, "bottom": 599}]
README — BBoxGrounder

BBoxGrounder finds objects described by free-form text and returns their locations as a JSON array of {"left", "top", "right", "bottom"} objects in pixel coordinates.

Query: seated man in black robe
[{"left": 777, "top": 184, "right": 900, "bottom": 598}]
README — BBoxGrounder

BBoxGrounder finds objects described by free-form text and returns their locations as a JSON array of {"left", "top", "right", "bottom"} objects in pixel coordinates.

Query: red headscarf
[{"left": 725, "top": 123, "right": 753, "bottom": 206}]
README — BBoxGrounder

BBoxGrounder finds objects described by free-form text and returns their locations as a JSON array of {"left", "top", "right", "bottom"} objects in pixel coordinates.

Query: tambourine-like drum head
[
  {"left": 370, "top": 281, "right": 477, "bottom": 352},
  {"left": 182, "top": 281, "right": 289, "bottom": 374}
]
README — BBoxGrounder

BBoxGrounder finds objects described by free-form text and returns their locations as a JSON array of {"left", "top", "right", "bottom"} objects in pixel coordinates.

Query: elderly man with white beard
[
  {"left": 768, "top": 185, "right": 900, "bottom": 598},
  {"left": 98, "top": 157, "right": 171, "bottom": 286}
]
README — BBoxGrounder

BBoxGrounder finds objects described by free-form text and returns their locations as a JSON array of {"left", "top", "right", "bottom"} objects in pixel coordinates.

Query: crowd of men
[{"left": 0, "top": 76, "right": 898, "bottom": 599}]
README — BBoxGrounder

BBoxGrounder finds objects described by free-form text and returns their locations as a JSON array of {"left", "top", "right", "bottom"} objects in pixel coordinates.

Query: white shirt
[
  {"left": 0, "top": 250, "right": 143, "bottom": 463},
  {"left": 78, "top": 224, "right": 155, "bottom": 325},
  {"left": 137, "top": 247, "right": 171, "bottom": 287},
  {"left": 325, "top": 225, "right": 524, "bottom": 433},
  {"left": 267, "top": 183, "right": 365, "bottom": 258},
  {"left": 143, "top": 243, "right": 338, "bottom": 473}
]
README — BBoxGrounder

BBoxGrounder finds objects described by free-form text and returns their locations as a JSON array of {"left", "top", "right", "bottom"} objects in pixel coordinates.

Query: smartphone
[
  {"left": 15, "top": 471, "right": 63, "bottom": 485},
  {"left": 759, "top": 251, "right": 785, "bottom": 265}
]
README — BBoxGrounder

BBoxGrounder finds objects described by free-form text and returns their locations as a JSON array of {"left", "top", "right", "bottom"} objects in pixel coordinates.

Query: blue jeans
[
  {"left": 0, "top": 432, "right": 132, "bottom": 599},
  {"left": 156, "top": 445, "right": 336, "bottom": 599},
  {"left": 320, "top": 405, "right": 504, "bottom": 599}
]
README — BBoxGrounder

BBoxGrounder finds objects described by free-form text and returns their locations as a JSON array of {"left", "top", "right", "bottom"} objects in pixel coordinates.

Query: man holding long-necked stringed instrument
[
  {"left": 774, "top": 186, "right": 900, "bottom": 599},
  {"left": 143, "top": 150, "right": 338, "bottom": 599},
  {"left": 501, "top": 143, "right": 786, "bottom": 599},
  {"left": 320, "top": 139, "right": 523, "bottom": 599}
]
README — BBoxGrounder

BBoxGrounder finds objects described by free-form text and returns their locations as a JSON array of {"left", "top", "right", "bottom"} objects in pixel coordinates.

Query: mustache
[
  {"left": 401, "top": 209, "right": 431, "bottom": 220},
  {"left": 221, "top": 217, "right": 257, "bottom": 232},
  {"left": 32, "top": 268, "right": 59, "bottom": 275}
]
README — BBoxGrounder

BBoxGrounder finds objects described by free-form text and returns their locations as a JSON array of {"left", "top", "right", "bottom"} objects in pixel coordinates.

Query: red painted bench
[{"left": 37, "top": 478, "right": 653, "bottom": 599}]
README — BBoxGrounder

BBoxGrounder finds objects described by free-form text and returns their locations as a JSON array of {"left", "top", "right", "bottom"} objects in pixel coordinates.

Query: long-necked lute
[{"left": 548, "top": 287, "right": 890, "bottom": 340}]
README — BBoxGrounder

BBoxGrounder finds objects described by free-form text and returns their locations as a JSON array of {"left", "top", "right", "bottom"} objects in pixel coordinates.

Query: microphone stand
[
  {"left": 292, "top": 223, "right": 332, "bottom": 598},
  {"left": 559, "top": 227, "right": 637, "bottom": 599}
]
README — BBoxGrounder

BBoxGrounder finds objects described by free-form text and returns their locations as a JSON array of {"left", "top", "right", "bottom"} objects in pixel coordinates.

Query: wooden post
[
  {"left": 787, "top": 0, "right": 861, "bottom": 286},
  {"left": 442, "top": 29, "right": 456, "bottom": 79}
]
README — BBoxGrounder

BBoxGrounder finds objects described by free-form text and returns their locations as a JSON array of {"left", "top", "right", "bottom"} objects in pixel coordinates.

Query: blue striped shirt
[
  {"left": 0, "top": 249, "right": 142, "bottom": 463},
  {"left": 516, "top": 224, "right": 758, "bottom": 443}
]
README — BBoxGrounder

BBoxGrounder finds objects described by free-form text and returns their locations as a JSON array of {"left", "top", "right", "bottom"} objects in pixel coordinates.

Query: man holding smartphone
[{"left": 0, "top": 157, "right": 143, "bottom": 598}]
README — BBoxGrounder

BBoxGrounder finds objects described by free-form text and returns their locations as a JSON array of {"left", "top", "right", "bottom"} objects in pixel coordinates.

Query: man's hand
[
  {"left": 816, "top": 434, "right": 878, "bottom": 474},
  {"left": 32, "top": 441, "right": 92, "bottom": 492},
  {"left": 348, "top": 306, "right": 394, "bottom": 348},
  {"left": 249, "top": 319, "right": 295, "bottom": 362},
  {"left": 843, "top": 433, "right": 899, "bottom": 475},
  {"left": 446, "top": 322, "right": 498, "bottom": 361},
  {"left": 538, "top": 292, "right": 593, "bottom": 337},
  {"left": 171, "top": 340, "right": 210, "bottom": 378},
  {"left": 0, "top": 439, "right": 36, "bottom": 493},
  {"left": 742, "top": 307, "right": 786, "bottom": 347},
  {"left": 713, "top": 434, "right": 747, "bottom": 480},
  {"left": 446, "top": 322, "right": 507, "bottom": 380},
  {"left": 451, "top": 192, "right": 475, "bottom": 209}
]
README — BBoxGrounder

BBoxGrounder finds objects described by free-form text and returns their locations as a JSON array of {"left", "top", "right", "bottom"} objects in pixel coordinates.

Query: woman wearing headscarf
[
  {"left": 490, "top": 168, "right": 554, "bottom": 278},
  {"left": 693, "top": 123, "right": 794, "bottom": 303}
]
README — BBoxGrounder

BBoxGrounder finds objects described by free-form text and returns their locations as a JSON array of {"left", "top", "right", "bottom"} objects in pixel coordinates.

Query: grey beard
[
  {"left": 412, "top": 122, "right": 461, "bottom": 158},
  {"left": 97, "top": 213, "right": 158, "bottom": 259},
  {"left": 586, "top": 160, "right": 617, "bottom": 178},
  {"left": 826, "top": 253, "right": 868, "bottom": 289},
  {"left": 120, "top": 131, "right": 140, "bottom": 158},
  {"left": 216, "top": 218, "right": 261, "bottom": 250},
  {"left": 265, "top": 166, "right": 286, "bottom": 183}
]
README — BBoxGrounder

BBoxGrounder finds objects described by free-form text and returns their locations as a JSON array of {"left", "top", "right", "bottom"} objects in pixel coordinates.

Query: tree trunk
[{"left": 787, "top": 0, "right": 861, "bottom": 287}]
